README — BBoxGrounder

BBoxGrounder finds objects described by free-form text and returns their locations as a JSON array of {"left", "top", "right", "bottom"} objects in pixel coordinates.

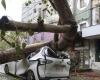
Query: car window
[
  {"left": 45, "top": 48, "right": 58, "bottom": 58},
  {"left": 27, "top": 52, "right": 35, "bottom": 60}
]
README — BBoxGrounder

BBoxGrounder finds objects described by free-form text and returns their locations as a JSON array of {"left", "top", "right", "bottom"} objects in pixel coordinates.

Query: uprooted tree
[{"left": 0, "top": 0, "right": 78, "bottom": 64}]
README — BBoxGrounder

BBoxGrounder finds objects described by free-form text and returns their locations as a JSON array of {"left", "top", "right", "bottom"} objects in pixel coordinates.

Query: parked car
[{"left": 4, "top": 46, "right": 70, "bottom": 80}]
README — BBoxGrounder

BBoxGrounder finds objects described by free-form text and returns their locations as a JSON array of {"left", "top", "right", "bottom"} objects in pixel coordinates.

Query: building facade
[{"left": 73, "top": 0, "right": 100, "bottom": 70}]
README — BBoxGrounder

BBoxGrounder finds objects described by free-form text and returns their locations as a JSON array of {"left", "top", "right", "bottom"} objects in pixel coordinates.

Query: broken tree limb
[
  {"left": 0, "top": 19, "right": 71, "bottom": 33},
  {"left": 0, "top": 41, "right": 50, "bottom": 64}
]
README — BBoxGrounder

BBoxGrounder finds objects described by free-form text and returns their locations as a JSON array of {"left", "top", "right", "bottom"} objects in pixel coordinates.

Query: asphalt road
[{"left": 0, "top": 72, "right": 22, "bottom": 80}]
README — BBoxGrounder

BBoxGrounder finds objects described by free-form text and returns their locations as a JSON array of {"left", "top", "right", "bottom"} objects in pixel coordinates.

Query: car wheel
[
  {"left": 4, "top": 64, "right": 9, "bottom": 74},
  {"left": 27, "top": 70, "right": 35, "bottom": 80}
]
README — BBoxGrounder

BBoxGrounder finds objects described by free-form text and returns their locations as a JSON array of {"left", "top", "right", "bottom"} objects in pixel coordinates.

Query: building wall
[
  {"left": 73, "top": 0, "right": 91, "bottom": 32},
  {"left": 22, "top": 0, "right": 42, "bottom": 23},
  {"left": 89, "top": 40, "right": 100, "bottom": 70},
  {"left": 72, "top": 0, "right": 91, "bottom": 68},
  {"left": 27, "top": 32, "right": 54, "bottom": 44}
]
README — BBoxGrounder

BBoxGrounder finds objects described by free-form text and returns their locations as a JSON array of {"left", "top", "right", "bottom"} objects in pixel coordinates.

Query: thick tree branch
[
  {"left": 0, "top": 41, "right": 50, "bottom": 64},
  {"left": 0, "top": 20, "right": 71, "bottom": 33},
  {"left": 49, "top": 0, "right": 56, "bottom": 10},
  {"left": 53, "top": 0, "right": 76, "bottom": 25}
]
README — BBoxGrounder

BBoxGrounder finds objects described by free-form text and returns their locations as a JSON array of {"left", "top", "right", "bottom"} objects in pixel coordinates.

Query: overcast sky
[{"left": 0, "top": 0, "right": 24, "bottom": 21}]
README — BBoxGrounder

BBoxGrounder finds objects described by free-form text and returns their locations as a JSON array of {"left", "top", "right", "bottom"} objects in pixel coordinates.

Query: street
[
  {"left": 0, "top": 72, "right": 100, "bottom": 80},
  {"left": 0, "top": 72, "right": 22, "bottom": 80}
]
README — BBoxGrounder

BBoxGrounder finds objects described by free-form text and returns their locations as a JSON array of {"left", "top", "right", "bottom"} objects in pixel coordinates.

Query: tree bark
[
  {"left": 51, "top": 0, "right": 77, "bottom": 50},
  {"left": 0, "top": 20, "right": 71, "bottom": 33},
  {"left": 0, "top": 41, "right": 50, "bottom": 64}
]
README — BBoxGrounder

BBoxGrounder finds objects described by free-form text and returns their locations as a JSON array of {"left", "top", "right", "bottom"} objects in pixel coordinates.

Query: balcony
[
  {"left": 82, "top": 4, "right": 100, "bottom": 39},
  {"left": 82, "top": 24, "right": 100, "bottom": 39}
]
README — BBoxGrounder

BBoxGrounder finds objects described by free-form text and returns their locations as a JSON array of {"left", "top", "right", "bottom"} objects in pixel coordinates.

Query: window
[
  {"left": 95, "top": 39, "right": 100, "bottom": 62},
  {"left": 44, "top": 48, "right": 58, "bottom": 58},
  {"left": 77, "top": 0, "right": 89, "bottom": 10},
  {"left": 80, "top": 0, "right": 86, "bottom": 8},
  {"left": 95, "top": 6, "right": 100, "bottom": 24},
  {"left": 80, "top": 23, "right": 86, "bottom": 31}
]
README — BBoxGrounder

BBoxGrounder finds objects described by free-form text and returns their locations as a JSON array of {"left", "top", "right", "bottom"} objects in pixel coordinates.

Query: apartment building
[
  {"left": 22, "top": 0, "right": 57, "bottom": 44},
  {"left": 73, "top": 0, "right": 100, "bottom": 70}
]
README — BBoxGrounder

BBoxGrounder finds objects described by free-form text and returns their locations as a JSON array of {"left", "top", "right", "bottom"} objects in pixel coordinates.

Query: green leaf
[
  {"left": 51, "top": 9, "right": 53, "bottom": 11},
  {"left": 28, "top": 0, "right": 31, "bottom": 4},
  {"left": 1, "top": 30, "right": 5, "bottom": 37},
  {"left": 47, "top": 10, "right": 50, "bottom": 14},
  {"left": 16, "top": 30, "right": 20, "bottom": 35},
  {"left": 42, "top": 0, "right": 47, "bottom": 4},
  {"left": 1, "top": 0, "right": 6, "bottom": 10},
  {"left": 22, "top": 42, "right": 26, "bottom": 49},
  {"left": 39, "top": 3, "right": 42, "bottom": 5},
  {"left": 15, "top": 44, "right": 21, "bottom": 54},
  {"left": 25, "top": 2, "right": 28, "bottom": 6},
  {"left": 11, "top": 42, "right": 15, "bottom": 47},
  {"left": 28, "top": 29, "right": 34, "bottom": 36}
]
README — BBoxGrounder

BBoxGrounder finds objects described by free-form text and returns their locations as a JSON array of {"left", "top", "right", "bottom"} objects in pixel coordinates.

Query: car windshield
[
  {"left": 45, "top": 48, "right": 69, "bottom": 59},
  {"left": 27, "top": 52, "right": 36, "bottom": 60},
  {"left": 47, "top": 48, "right": 58, "bottom": 58}
]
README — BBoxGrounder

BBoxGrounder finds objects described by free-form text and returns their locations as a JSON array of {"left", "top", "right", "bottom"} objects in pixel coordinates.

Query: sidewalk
[{"left": 71, "top": 70, "right": 100, "bottom": 80}]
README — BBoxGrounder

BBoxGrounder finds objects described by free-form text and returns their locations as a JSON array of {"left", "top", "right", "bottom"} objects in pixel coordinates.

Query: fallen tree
[
  {"left": 0, "top": 0, "right": 78, "bottom": 64},
  {"left": 0, "top": 41, "right": 50, "bottom": 64},
  {"left": 0, "top": 18, "right": 71, "bottom": 33}
]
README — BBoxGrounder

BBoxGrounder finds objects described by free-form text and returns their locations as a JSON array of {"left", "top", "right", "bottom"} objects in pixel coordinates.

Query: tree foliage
[{"left": 1, "top": 0, "right": 6, "bottom": 10}]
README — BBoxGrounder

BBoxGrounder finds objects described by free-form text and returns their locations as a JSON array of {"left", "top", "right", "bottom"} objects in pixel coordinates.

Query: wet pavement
[
  {"left": 0, "top": 73, "right": 22, "bottom": 80},
  {"left": 0, "top": 71, "right": 100, "bottom": 80},
  {"left": 71, "top": 71, "right": 100, "bottom": 80}
]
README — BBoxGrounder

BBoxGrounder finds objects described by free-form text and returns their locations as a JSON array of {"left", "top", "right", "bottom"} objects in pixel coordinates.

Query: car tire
[
  {"left": 4, "top": 64, "right": 9, "bottom": 74},
  {"left": 27, "top": 70, "right": 35, "bottom": 80}
]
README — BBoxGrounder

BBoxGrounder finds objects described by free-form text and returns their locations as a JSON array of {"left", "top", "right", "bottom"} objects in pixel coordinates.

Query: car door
[{"left": 44, "top": 49, "right": 70, "bottom": 78}]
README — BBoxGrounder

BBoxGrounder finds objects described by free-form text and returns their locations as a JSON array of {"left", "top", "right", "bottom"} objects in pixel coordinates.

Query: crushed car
[{"left": 4, "top": 46, "right": 70, "bottom": 80}]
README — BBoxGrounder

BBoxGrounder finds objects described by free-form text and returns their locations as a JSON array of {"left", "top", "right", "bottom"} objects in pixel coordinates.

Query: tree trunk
[
  {"left": 50, "top": 0, "right": 77, "bottom": 50},
  {"left": 0, "top": 41, "right": 50, "bottom": 64}
]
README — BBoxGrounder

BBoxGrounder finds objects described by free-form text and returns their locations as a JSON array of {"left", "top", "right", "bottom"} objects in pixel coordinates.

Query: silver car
[{"left": 4, "top": 46, "right": 70, "bottom": 80}]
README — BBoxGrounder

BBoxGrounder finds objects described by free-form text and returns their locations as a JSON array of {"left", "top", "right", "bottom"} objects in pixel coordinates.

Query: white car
[{"left": 4, "top": 46, "right": 70, "bottom": 80}]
